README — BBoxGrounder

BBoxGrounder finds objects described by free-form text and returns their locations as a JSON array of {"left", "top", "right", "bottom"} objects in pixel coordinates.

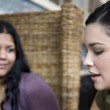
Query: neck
[{"left": 0, "top": 77, "right": 5, "bottom": 87}]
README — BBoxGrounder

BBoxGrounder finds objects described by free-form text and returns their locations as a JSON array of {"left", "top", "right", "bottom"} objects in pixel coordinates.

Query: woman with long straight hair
[{"left": 84, "top": 1, "right": 110, "bottom": 110}]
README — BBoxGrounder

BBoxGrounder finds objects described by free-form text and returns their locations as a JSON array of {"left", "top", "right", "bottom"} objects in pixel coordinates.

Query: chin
[
  {"left": 0, "top": 73, "right": 7, "bottom": 78},
  {"left": 94, "top": 85, "right": 105, "bottom": 91}
]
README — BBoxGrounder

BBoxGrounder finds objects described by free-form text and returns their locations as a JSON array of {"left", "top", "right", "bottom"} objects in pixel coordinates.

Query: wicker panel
[
  {"left": 61, "top": 4, "right": 83, "bottom": 110},
  {"left": 0, "top": 3, "right": 83, "bottom": 110}
]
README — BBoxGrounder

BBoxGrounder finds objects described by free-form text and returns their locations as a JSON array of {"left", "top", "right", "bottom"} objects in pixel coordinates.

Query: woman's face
[
  {"left": 0, "top": 33, "right": 16, "bottom": 78},
  {"left": 84, "top": 23, "right": 110, "bottom": 90}
]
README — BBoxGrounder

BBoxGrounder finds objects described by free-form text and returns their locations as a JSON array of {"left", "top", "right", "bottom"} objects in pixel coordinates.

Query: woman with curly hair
[{"left": 0, "top": 20, "right": 60, "bottom": 110}]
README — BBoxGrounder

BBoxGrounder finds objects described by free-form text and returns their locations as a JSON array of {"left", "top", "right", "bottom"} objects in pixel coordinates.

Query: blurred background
[
  {"left": 0, "top": 0, "right": 107, "bottom": 21},
  {"left": 0, "top": 0, "right": 107, "bottom": 84},
  {"left": 0, "top": 1, "right": 107, "bottom": 74}
]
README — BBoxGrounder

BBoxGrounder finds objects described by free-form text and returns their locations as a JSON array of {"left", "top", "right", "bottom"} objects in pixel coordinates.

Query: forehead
[
  {"left": 84, "top": 23, "right": 110, "bottom": 46},
  {"left": 0, "top": 33, "right": 14, "bottom": 45}
]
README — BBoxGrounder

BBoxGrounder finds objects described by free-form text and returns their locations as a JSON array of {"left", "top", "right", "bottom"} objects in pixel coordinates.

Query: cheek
[
  {"left": 9, "top": 53, "right": 16, "bottom": 64},
  {"left": 95, "top": 54, "right": 110, "bottom": 72}
]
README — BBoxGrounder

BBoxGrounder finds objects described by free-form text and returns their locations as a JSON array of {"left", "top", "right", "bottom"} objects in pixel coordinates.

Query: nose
[
  {"left": 83, "top": 52, "right": 94, "bottom": 68},
  {"left": 0, "top": 49, "right": 7, "bottom": 60}
]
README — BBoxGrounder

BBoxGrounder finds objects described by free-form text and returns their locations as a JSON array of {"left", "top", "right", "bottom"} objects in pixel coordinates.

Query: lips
[
  {"left": 0, "top": 64, "right": 7, "bottom": 69},
  {"left": 91, "top": 73, "right": 101, "bottom": 81},
  {"left": 89, "top": 71, "right": 101, "bottom": 81},
  {"left": 92, "top": 74, "right": 101, "bottom": 77}
]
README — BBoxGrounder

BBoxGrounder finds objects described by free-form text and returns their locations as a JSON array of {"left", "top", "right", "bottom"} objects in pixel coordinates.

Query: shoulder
[
  {"left": 20, "top": 73, "right": 44, "bottom": 84},
  {"left": 19, "top": 73, "right": 60, "bottom": 110},
  {"left": 95, "top": 90, "right": 107, "bottom": 101},
  {"left": 19, "top": 73, "right": 52, "bottom": 94},
  {"left": 95, "top": 90, "right": 107, "bottom": 109}
]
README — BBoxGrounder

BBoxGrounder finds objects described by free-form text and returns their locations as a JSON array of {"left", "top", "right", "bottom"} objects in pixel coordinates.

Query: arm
[{"left": 24, "top": 74, "right": 60, "bottom": 110}]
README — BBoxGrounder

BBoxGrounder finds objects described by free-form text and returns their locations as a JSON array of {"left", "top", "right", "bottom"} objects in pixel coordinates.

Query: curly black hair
[{"left": 0, "top": 20, "right": 30, "bottom": 110}]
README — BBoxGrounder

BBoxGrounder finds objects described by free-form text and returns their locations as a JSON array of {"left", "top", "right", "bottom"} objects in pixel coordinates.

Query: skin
[
  {"left": 0, "top": 33, "right": 16, "bottom": 80},
  {"left": 84, "top": 23, "right": 110, "bottom": 90},
  {"left": 84, "top": 23, "right": 110, "bottom": 110},
  {"left": 0, "top": 33, "right": 16, "bottom": 104},
  {"left": 90, "top": 99, "right": 100, "bottom": 110}
]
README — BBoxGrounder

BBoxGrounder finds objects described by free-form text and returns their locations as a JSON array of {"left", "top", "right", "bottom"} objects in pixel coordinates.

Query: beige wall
[{"left": 89, "top": 0, "right": 102, "bottom": 13}]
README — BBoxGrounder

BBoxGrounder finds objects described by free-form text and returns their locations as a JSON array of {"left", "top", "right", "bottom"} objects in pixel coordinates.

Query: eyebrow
[
  {"left": 89, "top": 42, "right": 104, "bottom": 47},
  {"left": 6, "top": 45, "right": 15, "bottom": 48}
]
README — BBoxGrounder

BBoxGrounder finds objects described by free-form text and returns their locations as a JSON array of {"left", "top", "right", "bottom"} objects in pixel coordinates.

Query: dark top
[
  {"left": 95, "top": 90, "right": 110, "bottom": 110},
  {"left": 3, "top": 73, "right": 60, "bottom": 110}
]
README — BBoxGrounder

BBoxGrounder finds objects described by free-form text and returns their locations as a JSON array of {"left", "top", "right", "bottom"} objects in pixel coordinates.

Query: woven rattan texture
[
  {"left": 0, "top": 3, "right": 83, "bottom": 110},
  {"left": 61, "top": 4, "right": 83, "bottom": 110}
]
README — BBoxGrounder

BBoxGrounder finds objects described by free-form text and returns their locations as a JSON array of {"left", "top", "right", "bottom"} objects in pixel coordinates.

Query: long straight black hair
[
  {"left": 85, "top": 0, "right": 110, "bottom": 105},
  {"left": 0, "top": 20, "right": 30, "bottom": 110}
]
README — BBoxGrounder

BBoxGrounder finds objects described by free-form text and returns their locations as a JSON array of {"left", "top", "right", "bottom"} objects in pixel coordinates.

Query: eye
[
  {"left": 6, "top": 48, "right": 15, "bottom": 53},
  {"left": 93, "top": 49, "right": 104, "bottom": 55}
]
